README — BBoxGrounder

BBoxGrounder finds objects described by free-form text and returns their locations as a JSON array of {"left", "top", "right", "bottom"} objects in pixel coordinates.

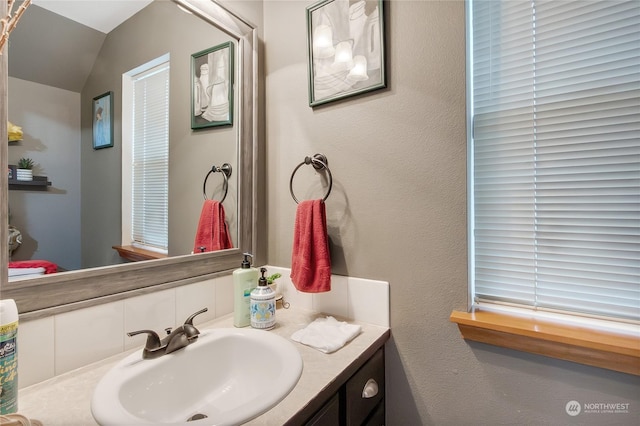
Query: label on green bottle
[{"left": 0, "top": 321, "right": 18, "bottom": 414}]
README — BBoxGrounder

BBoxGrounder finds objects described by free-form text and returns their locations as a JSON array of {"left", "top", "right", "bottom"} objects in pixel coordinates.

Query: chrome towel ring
[
  {"left": 289, "top": 154, "right": 332, "bottom": 204},
  {"left": 203, "top": 163, "right": 232, "bottom": 203}
]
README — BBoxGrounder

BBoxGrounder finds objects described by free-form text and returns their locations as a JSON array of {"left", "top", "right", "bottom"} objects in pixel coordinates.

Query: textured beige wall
[{"left": 263, "top": 1, "right": 640, "bottom": 424}]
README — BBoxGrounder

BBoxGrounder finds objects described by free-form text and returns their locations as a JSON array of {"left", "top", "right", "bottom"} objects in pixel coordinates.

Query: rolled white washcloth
[{"left": 291, "top": 316, "right": 362, "bottom": 353}]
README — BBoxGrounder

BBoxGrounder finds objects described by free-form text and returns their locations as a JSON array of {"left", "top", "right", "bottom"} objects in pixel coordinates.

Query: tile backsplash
[
  {"left": 17, "top": 268, "right": 389, "bottom": 389},
  {"left": 266, "top": 266, "right": 390, "bottom": 328},
  {"left": 18, "top": 275, "right": 232, "bottom": 389}
]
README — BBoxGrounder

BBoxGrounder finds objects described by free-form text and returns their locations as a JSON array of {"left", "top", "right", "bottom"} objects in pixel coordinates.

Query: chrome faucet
[{"left": 127, "top": 308, "right": 208, "bottom": 359}]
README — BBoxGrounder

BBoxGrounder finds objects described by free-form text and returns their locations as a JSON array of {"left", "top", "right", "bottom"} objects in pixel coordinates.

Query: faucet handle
[
  {"left": 184, "top": 307, "right": 208, "bottom": 326},
  {"left": 127, "top": 329, "right": 162, "bottom": 350},
  {"left": 183, "top": 307, "right": 208, "bottom": 339}
]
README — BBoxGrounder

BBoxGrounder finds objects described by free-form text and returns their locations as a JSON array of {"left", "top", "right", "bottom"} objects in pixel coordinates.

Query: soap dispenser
[
  {"left": 233, "top": 253, "right": 259, "bottom": 327},
  {"left": 250, "top": 268, "right": 276, "bottom": 330}
]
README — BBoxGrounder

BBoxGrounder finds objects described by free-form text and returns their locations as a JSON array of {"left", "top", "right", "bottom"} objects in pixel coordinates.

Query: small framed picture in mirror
[
  {"left": 92, "top": 91, "right": 114, "bottom": 149},
  {"left": 191, "top": 42, "right": 234, "bottom": 129}
]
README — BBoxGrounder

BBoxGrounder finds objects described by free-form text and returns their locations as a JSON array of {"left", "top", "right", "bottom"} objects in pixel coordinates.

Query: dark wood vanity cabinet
[
  {"left": 345, "top": 348, "right": 385, "bottom": 425},
  {"left": 304, "top": 348, "right": 385, "bottom": 426},
  {"left": 306, "top": 393, "right": 341, "bottom": 426}
]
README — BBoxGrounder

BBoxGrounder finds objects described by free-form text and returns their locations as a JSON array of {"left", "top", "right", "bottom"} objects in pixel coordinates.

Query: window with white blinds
[
  {"left": 130, "top": 62, "right": 170, "bottom": 252},
  {"left": 468, "top": 0, "right": 640, "bottom": 320}
]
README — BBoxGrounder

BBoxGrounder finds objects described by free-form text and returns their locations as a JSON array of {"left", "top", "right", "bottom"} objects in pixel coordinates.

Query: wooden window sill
[
  {"left": 450, "top": 310, "right": 640, "bottom": 376},
  {"left": 112, "top": 245, "right": 167, "bottom": 262}
]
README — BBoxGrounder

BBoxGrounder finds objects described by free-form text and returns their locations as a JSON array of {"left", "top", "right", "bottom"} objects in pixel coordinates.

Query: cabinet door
[
  {"left": 306, "top": 393, "right": 341, "bottom": 426},
  {"left": 345, "top": 348, "right": 385, "bottom": 426},
  {"left": 363, "top": 399, "right": 385, "bottom": 426}
]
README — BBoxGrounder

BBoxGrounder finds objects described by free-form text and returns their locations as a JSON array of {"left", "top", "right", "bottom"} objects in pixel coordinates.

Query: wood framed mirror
[{"left": 1, "top": 0, "right": 259, "bottom": 317}]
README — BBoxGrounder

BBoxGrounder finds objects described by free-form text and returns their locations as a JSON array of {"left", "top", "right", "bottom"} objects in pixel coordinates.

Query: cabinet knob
[{"left": 362, "top": 378, "right": 379, "bottom": 399}]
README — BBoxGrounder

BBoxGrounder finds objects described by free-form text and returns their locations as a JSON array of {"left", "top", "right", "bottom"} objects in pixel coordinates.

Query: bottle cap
[
  {"left": 258, "top": 267, "right": 268, "bottom": 286},
  {"left": 241, "top": 253, "right": 253, "bottom": 269}
]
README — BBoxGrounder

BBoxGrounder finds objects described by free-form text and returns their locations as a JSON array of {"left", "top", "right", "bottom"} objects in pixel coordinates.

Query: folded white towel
[
  {"left": 291, "top": 316, "right": 362, "bottom": 353},
  {"left": 8, "top": 267, "right": 45, "bottom": 277}
]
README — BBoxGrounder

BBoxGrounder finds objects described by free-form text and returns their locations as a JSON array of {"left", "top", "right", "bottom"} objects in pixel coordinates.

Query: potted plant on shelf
[{"left": 16, "top": 157, "right": 34, "bottom": 181}]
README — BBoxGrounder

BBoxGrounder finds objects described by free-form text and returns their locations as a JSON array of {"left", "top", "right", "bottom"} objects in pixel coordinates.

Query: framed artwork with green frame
[
  {"left": 191, "top": 41, "right": 234, "bottom": 129},
  {"left": 306, "top": 0, "right": 386, "bottom": 107}
]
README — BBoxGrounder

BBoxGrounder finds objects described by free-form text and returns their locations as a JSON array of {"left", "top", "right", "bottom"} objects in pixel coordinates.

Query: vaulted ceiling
[{"left": 8, "top": 1, "right": 153, "bottom": 92}]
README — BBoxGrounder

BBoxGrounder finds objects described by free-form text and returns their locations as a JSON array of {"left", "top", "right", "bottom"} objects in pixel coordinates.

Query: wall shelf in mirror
[{"left": 8, "top": 175, "right": 51, "bottom": 190}]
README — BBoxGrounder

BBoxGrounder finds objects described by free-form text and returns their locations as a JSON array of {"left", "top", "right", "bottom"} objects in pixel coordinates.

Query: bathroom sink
[{"left": 91, "top": 328, "right": 303, "bottom": 425}]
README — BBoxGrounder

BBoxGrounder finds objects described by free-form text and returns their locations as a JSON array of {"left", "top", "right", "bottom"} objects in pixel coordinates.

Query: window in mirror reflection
[{"left": 121, "top": 54, "right": 170, "bottom": 256}]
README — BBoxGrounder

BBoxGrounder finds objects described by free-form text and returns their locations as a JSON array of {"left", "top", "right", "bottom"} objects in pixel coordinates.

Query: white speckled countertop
[{"left": 17, "top": 307, "right": 390, "bottom": 425}]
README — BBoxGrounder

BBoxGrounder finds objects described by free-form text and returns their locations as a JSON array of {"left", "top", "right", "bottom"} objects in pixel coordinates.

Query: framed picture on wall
[
  {"left": 191, "top": 41, "right": 234, "bottom": 129},
  {"left": 92, "top": 91, "right": 114, "bottom": 149},
  {"left": 306, "top": 0, "right": 386, "bottom": 107}
]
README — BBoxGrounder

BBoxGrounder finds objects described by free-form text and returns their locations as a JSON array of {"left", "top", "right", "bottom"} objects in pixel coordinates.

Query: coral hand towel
[
  {"left": 193, "top": 200, "right": 233, "bottom": 253},
  {"left": 291, "top": 199, "right": 331, "bottom": 292}
]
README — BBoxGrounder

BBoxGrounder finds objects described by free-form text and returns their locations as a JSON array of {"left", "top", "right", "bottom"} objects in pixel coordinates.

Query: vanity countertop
[{"left": 17, "top": 307, "right": 390, "bottom": 425}]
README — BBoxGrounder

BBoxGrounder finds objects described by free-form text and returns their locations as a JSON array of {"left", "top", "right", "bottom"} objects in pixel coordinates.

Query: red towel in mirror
[
  {"left": 291, "top": 199, "right": 331, "bottom": 293},
  {"left": 193, "top": 200, "right": 233, "bottom": 253},
  {"left": 8, "top": 260, "right": 58, "bottom": 274}
]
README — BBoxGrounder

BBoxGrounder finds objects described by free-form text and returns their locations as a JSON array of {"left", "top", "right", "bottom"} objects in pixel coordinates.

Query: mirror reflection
[{"left": 7, "top": 0, "right": 240, "bottom": 280}]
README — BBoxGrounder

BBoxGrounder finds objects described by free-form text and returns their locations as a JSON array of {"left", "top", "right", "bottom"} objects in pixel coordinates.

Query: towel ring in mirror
[
  {"left": 203, "top": 163, "right": 232, "bottom": 203},
  {"left": 289, "top": 154, "right": 332, "bottom": 204}
]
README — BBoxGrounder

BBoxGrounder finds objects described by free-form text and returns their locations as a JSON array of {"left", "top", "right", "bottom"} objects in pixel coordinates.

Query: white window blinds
[
  {"left": 131, "top": 63, "right": 170, "bottom": 252},
  {"left": 469, "top": 0, "right": 640, "bottom": 320}
]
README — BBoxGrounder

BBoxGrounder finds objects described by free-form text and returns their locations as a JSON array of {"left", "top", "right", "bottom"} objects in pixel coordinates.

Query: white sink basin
[{"left": 91, "top": 328, "right": 303, "bottom": 425}]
